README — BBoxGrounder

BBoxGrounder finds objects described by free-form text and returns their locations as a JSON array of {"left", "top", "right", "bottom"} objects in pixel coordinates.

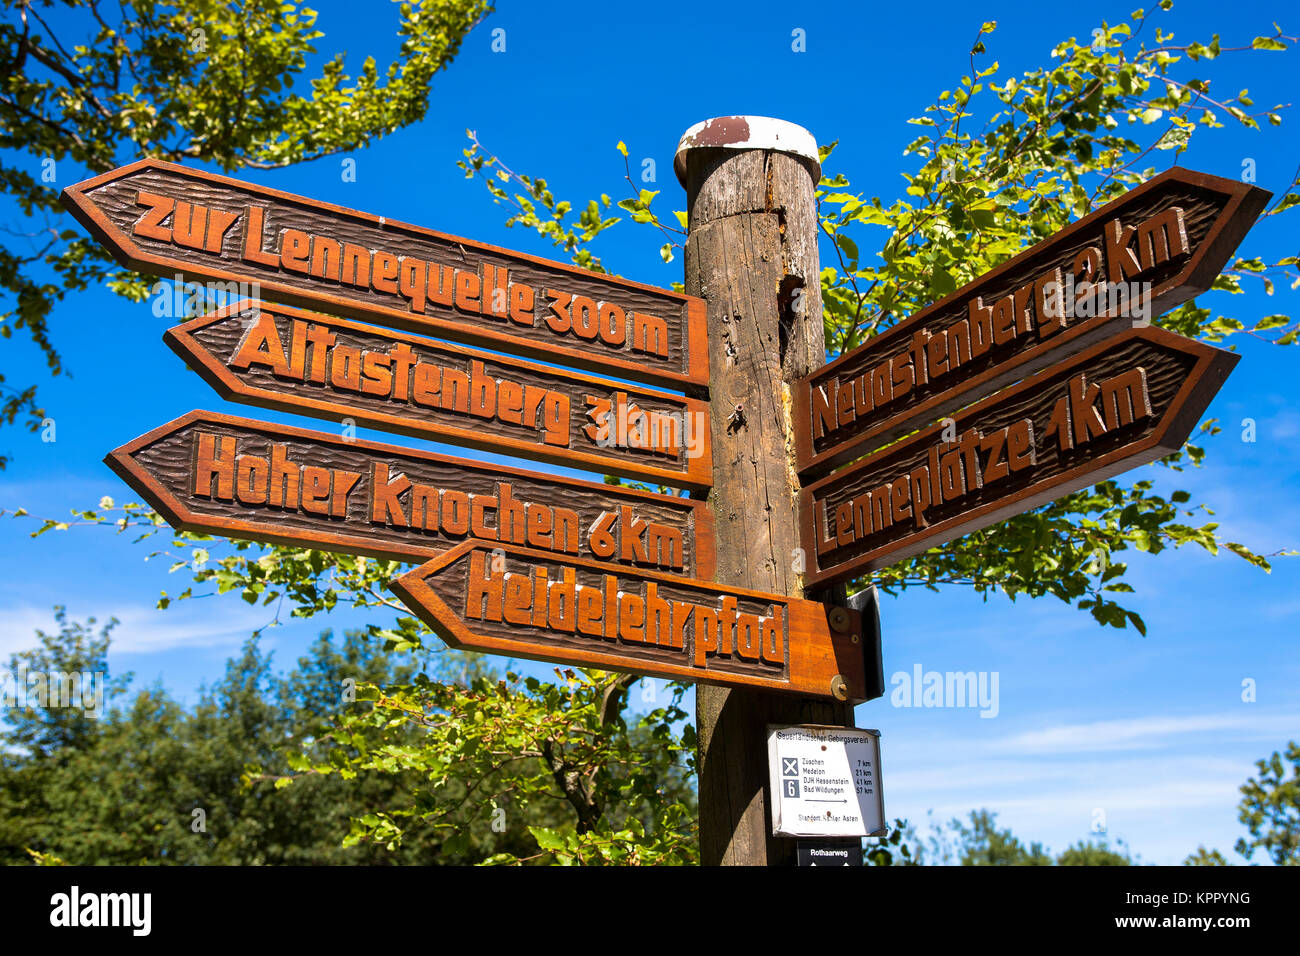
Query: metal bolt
[
  {"left": 828, "top": 607, "right": 851, "bottom": 633},
  {"left": 830, "top": 675, "right": 848, "bottom": 701}
]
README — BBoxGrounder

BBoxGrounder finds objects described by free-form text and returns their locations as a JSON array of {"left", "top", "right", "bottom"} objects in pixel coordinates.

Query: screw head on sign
[
  {"left": 828, "top": 606, "right": 851, "bottom": 633},
  {"left": 830, "top": 675, "right": 848, "bottom": 701}
]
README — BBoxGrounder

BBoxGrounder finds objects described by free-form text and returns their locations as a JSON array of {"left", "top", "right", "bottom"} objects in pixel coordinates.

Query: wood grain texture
[
  {"left": 106, "top": 410, "right": 716, "bottom": 578},
  {"left": 391, "top": 541, "right": 867, "bottom": 697},
  {"left": 683, "top": 146, "right": 854, "bottom": 867},
  {"left": 61, "top": 159, "right": 709, "bottom": 393},
  {"left": 167, "top": 299, "right": 713, "bottom": 491},
  {"left": 799, "top": 327, "right": 1239, "bottom": 587},
  {"left": 794, "top": 168, "right": 1270, "bottom": 475}
]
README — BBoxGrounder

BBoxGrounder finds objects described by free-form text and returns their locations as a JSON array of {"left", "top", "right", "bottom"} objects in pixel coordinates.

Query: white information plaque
[{"left": 768, "top": 724, "right": 886, "bottom": 838}]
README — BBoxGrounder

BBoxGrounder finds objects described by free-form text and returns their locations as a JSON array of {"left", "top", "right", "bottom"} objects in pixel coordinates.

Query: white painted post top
[{"left": 674, "top": 116, "right": 821, "bottom": 185}]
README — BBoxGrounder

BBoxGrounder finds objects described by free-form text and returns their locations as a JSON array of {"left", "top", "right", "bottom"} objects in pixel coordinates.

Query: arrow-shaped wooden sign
[
  {"left": 794, "top": 168, "right": 1269, "bottom": 476},
  {"left": 61, "top": 159, "right": 708, "bottom": 393},
  {"left": 798, "top": 326, "right": 1238, "bottom": 588},
  {"left": 389, "top": 540, "right": 868, "bottom": 699},
  {"left": 106, "top": 410, "right": 715, "bottom": 577},
  {"left": 166, "top": 300, "right": 712, "bottom": 491}
]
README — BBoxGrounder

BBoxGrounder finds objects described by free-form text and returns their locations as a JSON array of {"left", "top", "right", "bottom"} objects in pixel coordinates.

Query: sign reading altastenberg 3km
[
  {"left": 794, "top": 168, "right": 1270, "bottom": 475},
  {"left": 60, "top": 159, "right": 708, "bottom": 393},
  {"left": 167, "top": 300, "right": 713, "bottom": 490}
]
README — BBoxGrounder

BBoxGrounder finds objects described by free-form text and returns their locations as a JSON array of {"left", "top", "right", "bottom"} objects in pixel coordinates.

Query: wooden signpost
[
  {"left": 166, "top": 299, "right": 713, "bottom": 490},
  {"left": 391, "top": 541, "right": 868, "bottom": 699},
  {"left": 106, "top": 410, "right": 716, "bottom": 576},
  {"left": 70, "top": 135, "right": 1268, "bottom": 866},
  {"left": 799, "top": 326, "right": 1238, "bottom": 587},
  {"left": 794, "top": 168, "right": 1269, "bottom": 476},
  {"left": 61, "top": 158, "right": 709, "bottom": 393}
]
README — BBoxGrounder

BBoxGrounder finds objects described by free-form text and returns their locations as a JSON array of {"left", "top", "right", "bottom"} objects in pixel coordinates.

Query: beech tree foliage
[
  {"left": 1234, "top": 740, "right": 1300, "bottom": 865},
  {"left": 0, "top": 0, "right": 492, "bottom": 466},
  {"left": 0, "top": 611, "right": 584, "bottom": 865}
]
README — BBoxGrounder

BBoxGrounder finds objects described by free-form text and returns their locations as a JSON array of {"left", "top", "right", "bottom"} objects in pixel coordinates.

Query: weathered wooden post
[{"left": 676, "top": 117, "right": 853, "bottom": 866}]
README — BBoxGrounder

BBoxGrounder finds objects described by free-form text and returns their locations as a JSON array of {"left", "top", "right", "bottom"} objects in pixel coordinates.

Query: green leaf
[
  {"left": 529, "top": 826, "right": 568, "bottom": 852},
  {"left": 1251, "top": 36, "right": 1287, "bottom": 51}
]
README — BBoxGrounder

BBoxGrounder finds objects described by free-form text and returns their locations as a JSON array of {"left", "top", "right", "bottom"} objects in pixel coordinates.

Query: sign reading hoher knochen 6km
[
  {"left": 106, "top": 410, "right": 717, "bottom": 577},
  {"left": 61, "top": 158, "right": 709, "bottom": 393}
]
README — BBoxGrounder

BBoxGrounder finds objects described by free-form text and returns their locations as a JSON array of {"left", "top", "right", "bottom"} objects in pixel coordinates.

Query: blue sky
[{"left": 1, "top": 0, "right": 1297, "bottom": 865}]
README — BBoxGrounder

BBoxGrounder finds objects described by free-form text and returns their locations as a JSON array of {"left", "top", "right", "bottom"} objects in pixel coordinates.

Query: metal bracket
[{"left": 846, "top": 585, "right": 885, "bottom": 702}]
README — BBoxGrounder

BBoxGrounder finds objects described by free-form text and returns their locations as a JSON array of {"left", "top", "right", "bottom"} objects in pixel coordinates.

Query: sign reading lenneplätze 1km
[
  {"left": 794, "top": 168, "right": 1270, "bottom": 475},
  {"left": 61, "top": 159, "right": 708, "bottom": 393},
  {"left": 799, "top": 326, "right": 1237, "bottom": 588},
  {"left": 166, "top": 300, "right": 712, "bottom": 491},
  {"left": 106, "top": 410, "right": 716, "bottom": 578},
  {"left": 390, "top": 541, "right": 869, "bottom": 699}
]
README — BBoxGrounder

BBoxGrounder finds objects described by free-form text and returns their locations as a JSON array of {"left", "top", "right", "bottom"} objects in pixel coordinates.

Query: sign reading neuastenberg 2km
[
  {"left": 61, "top": 159, "right": 708, "bottom": 393},
  {"left": 794, "top": 168, "right": 1270, "bottom": 476}
]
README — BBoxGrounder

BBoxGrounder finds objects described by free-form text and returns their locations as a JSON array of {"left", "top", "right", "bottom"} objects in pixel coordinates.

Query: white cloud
[
  {"left": 1260, "top": 597, "right": 1300, "bottom": 621},
  {"left": 0, "top": 601, "right": 274, "bottom": 659},
  {"left": 880, "top": 744, "right": 1266, "bottom": 863},
  {"left": 986, "top": 711, "right": 1300, "bottom": 755},
  {"left": 1262, "top": 409, "right": 1300, "bottom": 441}
]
